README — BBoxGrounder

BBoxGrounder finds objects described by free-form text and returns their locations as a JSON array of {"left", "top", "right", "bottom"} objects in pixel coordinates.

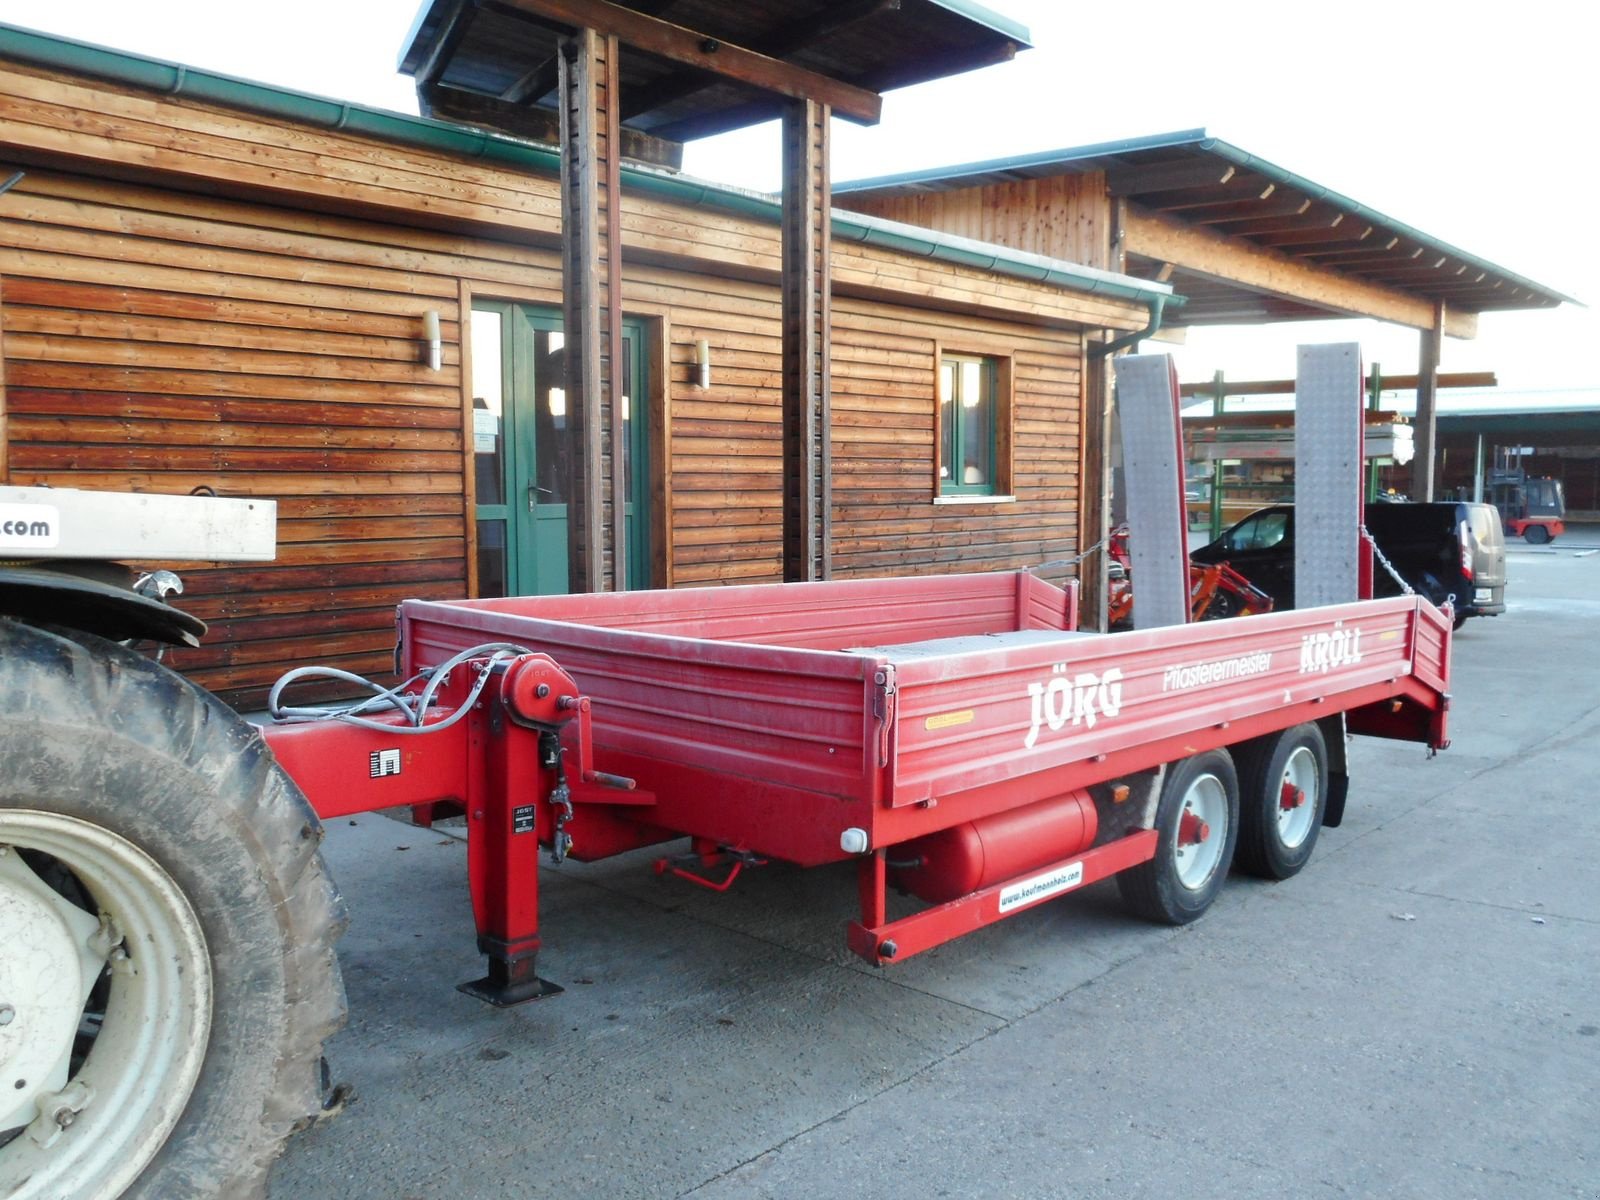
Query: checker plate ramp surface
[
  {"left": 1295, "top": 344, "right": 1363, "bottom": 609},
  {"left": 1114, "top": 354, "right": 1189, "bottom": 629}
]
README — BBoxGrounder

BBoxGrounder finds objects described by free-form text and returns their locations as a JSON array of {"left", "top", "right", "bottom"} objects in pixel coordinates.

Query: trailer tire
[
  {"left": 1232, "top": 724, "right": 1328, "bottom": 880},
  {"left": 0, "top": 619, "right": 346, "bottom": 1200},
  {"left": 1117, "top": 749, "right": 1239, "bottom": 925}
]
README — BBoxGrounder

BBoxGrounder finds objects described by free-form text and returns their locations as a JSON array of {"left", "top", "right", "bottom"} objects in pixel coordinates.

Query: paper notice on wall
[{"left": 473, "top": 409, "right": 500, "bottom": 453}]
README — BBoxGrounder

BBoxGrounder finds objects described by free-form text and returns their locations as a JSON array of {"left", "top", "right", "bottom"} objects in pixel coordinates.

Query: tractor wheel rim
[
  {"left": 0, "top": 810, "right": 212, "bottom": 1200},
  {"left": 1174, "top": 773, "right": 1227, "bottom": 890},
  {"left": 1276, "top": 747, "right": 1319, "bottom": 849}
]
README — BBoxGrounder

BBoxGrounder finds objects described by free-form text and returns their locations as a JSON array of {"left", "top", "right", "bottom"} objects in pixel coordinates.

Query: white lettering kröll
[{"left": 1298, "top": 624, "right": 1364, "bottom": 675}]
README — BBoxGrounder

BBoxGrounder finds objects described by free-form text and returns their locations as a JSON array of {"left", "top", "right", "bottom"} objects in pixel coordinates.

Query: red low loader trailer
[
  {"left": 0, "top": 347, "right": 1447, "bottom": 1198},
  {"left": 262, "top": 569, "right": 1451, "bottom": 1002}
]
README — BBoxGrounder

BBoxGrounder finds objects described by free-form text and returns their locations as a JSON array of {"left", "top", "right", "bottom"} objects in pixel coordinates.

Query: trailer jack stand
[{"left": 459, "top": 950, "right": 564, "bottom": 1008}]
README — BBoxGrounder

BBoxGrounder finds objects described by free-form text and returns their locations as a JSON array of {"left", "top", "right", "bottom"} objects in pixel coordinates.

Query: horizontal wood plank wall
[
  {"left": 835, "top": 173, "right": 1112, "bottom": 272},
  {"left": 831, "top": 300, "right": 1083, "bottom": 578},
  {"left": 0, "top": 170, "right": 470, "bottom": 708},
  {"left": 0, "top": 59, "right": 1131, "bottom": 703},
  {"left": 0, "top": 62, "right": 1145, "bottom": 332}
]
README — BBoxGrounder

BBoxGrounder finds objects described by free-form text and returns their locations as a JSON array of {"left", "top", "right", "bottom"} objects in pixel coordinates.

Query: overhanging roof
[
  {"left": 0, "top": 22, "right": 1165, "bottom": 313},
  {"left": 835, "top": 128, "right": 1576, "bottom": 324},
  {"left": 398, "top": 0, "right": 1031, "bottom": 145}
]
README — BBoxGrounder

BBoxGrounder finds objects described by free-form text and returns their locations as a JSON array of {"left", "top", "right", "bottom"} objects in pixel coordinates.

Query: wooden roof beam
[
  {"left": 1142, "top": 179, "right": 1278, "bottom": 213},
  {"left": 1123, "top": 206, "right": 1479, "bottom": 337},
  {"left": 500, "top": 0, "right": 705, "bottom": 107},
  {"left": 487, "top": 0, "right": 884, "bottom": 123},
  {"left": 1107, "top": 158, "right": 1237, "bottom": 196},
  {"left": 1252, "top": 225, "right": 1378, "bottom": 250},
  {"left": 1345, "top": 263, "right": 1476, "bottom": 282},
  {"left": 418, "top": 82, "right": 684, "bottom": 169},
  {"left": 1180, "top": 195, "right": 1314, "bottom": 225},
  {"left": 620, "top": 0, "right": 900, "bottom": 123},
  {"left": 413, "top": 0, "right": 478, "bottom": 85},
  {"left": 502, "top": 57, "right": 562, "bottom": 105},
  {"left": 1212, "top": 209, "right": 1350, "bottom": 238},
  {"left": 1300, "top": 240, "right": 1413, "bottom": 265}
]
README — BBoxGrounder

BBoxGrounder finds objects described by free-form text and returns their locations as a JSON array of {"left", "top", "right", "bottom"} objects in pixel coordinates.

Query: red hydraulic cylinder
[{"left": 889, "top": 790, "right": 1099, "bottom": 904}]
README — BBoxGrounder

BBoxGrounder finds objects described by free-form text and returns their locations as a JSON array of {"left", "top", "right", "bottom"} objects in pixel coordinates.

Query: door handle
[{"left": 527, "top": 483, "right": 553, "bottom": 511}]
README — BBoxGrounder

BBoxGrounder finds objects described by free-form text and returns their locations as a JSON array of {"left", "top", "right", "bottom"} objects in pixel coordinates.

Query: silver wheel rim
[
  {"left": 0, "top": 810, "right": 212, "bottom": 1200},
  {"left": 1276, "top": 746, "right": 1319, "bottom": 850},
  {"left": 1174, "top": 772, "right": 1228, "bottom": 890}
]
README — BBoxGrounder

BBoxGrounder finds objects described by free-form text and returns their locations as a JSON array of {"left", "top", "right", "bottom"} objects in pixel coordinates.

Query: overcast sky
[{"left": 2, "top": 0, "right": 1593, "bottom": 395}]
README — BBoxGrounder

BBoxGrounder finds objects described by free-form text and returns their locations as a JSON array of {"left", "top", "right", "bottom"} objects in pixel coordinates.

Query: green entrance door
[{"left": 471, "top": 303, "right": 648, "bottom": 597}]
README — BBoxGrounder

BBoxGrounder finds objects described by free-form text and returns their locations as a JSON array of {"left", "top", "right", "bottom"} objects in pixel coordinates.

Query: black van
[{"left": 1190, "top": 501, "right": 1506, "bottom": 628}]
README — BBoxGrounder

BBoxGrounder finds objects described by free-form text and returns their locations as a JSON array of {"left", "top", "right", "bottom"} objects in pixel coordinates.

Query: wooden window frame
[{"left": 931, "top": 342, "right": 1015, "bottom": 505}]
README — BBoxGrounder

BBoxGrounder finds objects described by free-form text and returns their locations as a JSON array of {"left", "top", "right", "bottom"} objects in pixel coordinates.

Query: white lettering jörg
[{"left": 1024, "top": 664, "right": 1124, "bottom": 748}]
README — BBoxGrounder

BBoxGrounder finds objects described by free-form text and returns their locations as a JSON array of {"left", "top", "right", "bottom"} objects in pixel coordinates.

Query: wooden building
[
  {"left": 0, "top": 16, "right": 1570, "bottom": 711},
  {"left": 0, "top": 21, "right": 1168, "bottom": 707}
]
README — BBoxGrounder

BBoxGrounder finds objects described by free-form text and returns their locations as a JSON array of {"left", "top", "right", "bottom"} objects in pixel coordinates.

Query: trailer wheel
[
  {"left": 1232, "top": 724, "right": 1328, "bottom": 880},
  {"left": 0, "top": 620, "right": 346, "bottom": 1200},
  {"left": 1117, "top": 750, "right": 1239, "bottom": 924}
]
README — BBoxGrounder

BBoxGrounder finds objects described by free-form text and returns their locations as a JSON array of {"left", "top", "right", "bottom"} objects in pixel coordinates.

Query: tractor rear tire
[{"left": 0, "top": 619, "right": 346, "bottom": 1200}]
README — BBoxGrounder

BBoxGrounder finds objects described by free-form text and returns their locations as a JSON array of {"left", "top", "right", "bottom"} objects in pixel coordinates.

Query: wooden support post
[
  {"left": 0, "top": 272, "right": 8, "bottom": 484},
  {"left": 1077, "top": 199, "right": 1126, "bottom": 630},
  {"left": 1079, "top": 347, "right": 1110, "bottom": 630},
  {"left": 1208, "top": 370, "right": 1225, "bottom": 539},
  {"left": 1414, "top": 302, "right": 1444, "bottom": 501},
  {"left": 781, "top": 99, "right": 832, "bottom": 582},
  {"left": 558, "top": 28, "right": 623, "bottom": 592}
]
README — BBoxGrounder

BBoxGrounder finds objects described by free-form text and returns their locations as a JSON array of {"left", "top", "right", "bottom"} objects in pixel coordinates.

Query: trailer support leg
[{"left": 459, "top": 696, "right": 564, "bottom": 1006}]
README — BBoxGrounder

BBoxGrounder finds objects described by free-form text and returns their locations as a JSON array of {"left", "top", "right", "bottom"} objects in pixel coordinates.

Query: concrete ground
[{"left": 269, "top": 536, "right": 1600, "bottom": 1200}]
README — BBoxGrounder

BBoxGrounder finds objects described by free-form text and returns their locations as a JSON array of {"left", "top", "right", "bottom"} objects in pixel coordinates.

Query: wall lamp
[
  {"left": 694, "top": 338, "right": 711, "bottom": 389},
  {"left": 422, "top": 310, "right": 442, "bottom": 372}
]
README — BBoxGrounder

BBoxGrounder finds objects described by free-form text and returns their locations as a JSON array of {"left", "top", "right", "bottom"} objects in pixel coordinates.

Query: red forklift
[{"left": 1486, "top": 446, "right": 1566, "bottom": 544}]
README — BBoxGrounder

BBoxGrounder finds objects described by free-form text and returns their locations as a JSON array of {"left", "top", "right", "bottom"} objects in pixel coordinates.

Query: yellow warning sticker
[{"left": 924, "top": 709, "right": 975, "bottom": 731}]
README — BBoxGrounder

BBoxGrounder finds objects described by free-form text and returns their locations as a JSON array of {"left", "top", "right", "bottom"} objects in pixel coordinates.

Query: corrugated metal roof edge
[
  {"left": 835, "top": 127, "right": 1579, "bottom": 310},
  {"left": 921, "top": 0, "right": 1033, "bottom": 46},
  {"left": 0, "top": 21, "right": 1169, "bottom": 313},
  {"left": 832, "top": 128, "right": 1214, "bottom": 194}
]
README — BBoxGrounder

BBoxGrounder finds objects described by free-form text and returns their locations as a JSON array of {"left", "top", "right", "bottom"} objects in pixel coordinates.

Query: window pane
[
  {"left": 471, "top": 309, "right": 505, "bottom": 506},
  {"left": 939, "top": 360, "right": 957, "bottom": 481},
  {"left": 533, "top": 329, "right": 570, "bottom": 505},
  {"left": 960, "top": 360, "right": 991, "bottom": 486},
  {"left": 622, "top": 334, "right": 633, "bottom": 498},
  {"left": 476, "top": 518, "right": 508, "bottom": 598}
]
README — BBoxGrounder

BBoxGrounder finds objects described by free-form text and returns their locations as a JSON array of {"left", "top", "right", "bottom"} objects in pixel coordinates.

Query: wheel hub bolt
[{"left": 1279, "top": 783, "right": 1306, "bottom": 811}]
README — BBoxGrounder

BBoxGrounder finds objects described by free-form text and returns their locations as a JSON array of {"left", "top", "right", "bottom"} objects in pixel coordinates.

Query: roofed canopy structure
[{"left": 398, "top": 0, "right": 1034, "bottom": 585}]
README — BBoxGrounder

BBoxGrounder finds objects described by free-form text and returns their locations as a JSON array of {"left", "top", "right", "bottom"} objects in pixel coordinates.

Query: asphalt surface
[{"left": 269, "top": 537, "right": 1600, "bottom": 1200}]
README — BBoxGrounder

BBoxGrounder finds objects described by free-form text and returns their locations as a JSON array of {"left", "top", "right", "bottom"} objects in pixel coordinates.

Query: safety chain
[
  {"left": 1360, "top": 525, "right": 1414, "bottom": 595},
  {"left": 1029, "top": 536, "right": 1109, "bottom": 575}
]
